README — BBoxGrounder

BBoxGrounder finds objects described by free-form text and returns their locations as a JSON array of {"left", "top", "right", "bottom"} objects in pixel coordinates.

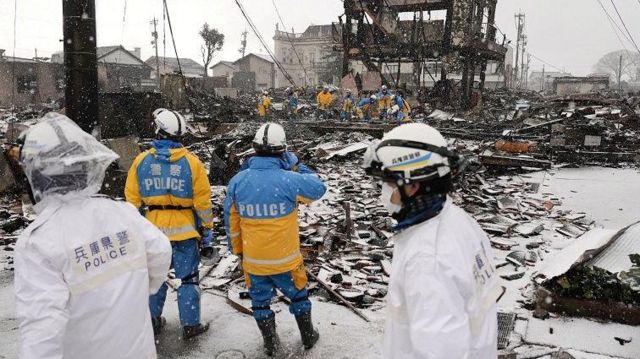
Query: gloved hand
[
  {"left": 388, "top": 104, "right": 400, "bottom": 115},
  {"left": 280, "top": 151, "right": 300, "bottom": 172},
  {"left": 200, "top": 230, "right": 215, "bottom": 259}
]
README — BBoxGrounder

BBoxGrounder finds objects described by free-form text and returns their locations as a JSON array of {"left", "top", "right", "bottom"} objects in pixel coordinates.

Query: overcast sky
[{"left": 1, "top": 0, "right": 639, "bottom": 76}]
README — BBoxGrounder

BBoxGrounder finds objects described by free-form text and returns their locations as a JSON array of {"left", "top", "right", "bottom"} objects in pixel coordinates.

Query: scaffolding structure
[{"left": 336, "top": 0, "right": 507, "bottom": 108}]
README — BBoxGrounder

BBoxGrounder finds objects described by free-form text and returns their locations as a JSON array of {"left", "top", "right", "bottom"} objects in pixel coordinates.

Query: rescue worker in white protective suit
[
  {"left": 362, "top": 123, "right": 504, "bottom": 359},
  {"left": 14, "top": 113, "right": 172, "bottom": 359}
]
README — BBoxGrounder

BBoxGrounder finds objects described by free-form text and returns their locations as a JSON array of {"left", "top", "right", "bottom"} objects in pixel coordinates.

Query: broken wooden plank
[
  {"left": 226, "top": 287, "right": 253, "bottom": 316},
  {"left": 307, "top": 269, "right": 371, "bottom": 322}
]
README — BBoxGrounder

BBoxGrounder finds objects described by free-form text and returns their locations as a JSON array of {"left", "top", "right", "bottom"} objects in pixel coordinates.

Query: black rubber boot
[
  {"left": 295, "top": 312, "right": 320, "bottom": 350},
  {"left": 183, "top": 323, "right": 209, "bottom": 340},
  {"left": 151, "top": 316, "right": 166, "bottom": 336},
  {"left": 256, "top": 314, "right": 280, "bottom": 357}
]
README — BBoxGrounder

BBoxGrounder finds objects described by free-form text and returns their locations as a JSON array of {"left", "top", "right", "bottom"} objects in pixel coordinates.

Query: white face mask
[{"left": 380, "top": 182, "right": 403, "bottom": 214}]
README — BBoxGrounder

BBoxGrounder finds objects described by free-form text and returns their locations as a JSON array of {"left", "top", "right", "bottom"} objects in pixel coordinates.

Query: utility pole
[
  {"left": 239, "top": 30, "right": 248, "bottom": 58},
  {"left": 525, "top": 53, "right": 531, "bottom": 89},
  {"left": 151, "top": 17, "right": 161, "bottom": 89},
  {"left": 618, "top": 54, "right": 623, "bottom": 92},
  {"left": 541, "top": 64, "right": 545, "bottom": 92},
  {"left": 63, "top": 0, "right": 99, "bottom": 134},
  {"left": 520, "top": 35, "right": 527, "bottom": 87},
  {"left": 513, "top": 12, "right": 525, "bottom": 89}
]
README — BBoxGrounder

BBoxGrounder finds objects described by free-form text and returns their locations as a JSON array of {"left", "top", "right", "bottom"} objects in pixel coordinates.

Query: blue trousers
[
  {"left": 149, "top": 239, "right": 201, "bottom": 327},
  {"left": 247, "top": 268, "right": 311, "bottom": 321},
  {"left": 340, "top": 111, "right": 352, "bottom": 122}
]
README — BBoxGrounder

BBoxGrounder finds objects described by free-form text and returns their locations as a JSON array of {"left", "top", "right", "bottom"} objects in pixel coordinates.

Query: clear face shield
[{"left": 19, "top": 113, "right": 119, "bottom": 203}]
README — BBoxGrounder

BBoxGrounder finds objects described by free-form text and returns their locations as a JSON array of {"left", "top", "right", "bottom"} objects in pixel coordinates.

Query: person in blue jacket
[
  {"left": 357, "top": 94, "right": 378, "bottom": 123},
  {"left": 224, "top": 123, "right": 326, "bottom": 356},
  {"left": 340, "top": 89, "right": 355, "bottom": 122},
  {"left": 125, "top": 108, "right": 213, "bottom": 340}
]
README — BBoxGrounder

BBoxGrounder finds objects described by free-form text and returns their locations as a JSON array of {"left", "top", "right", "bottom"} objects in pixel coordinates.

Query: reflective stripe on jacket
[
  {"left": 343, "top": 95, "right": 355, "bottom": 112},
  {"left": 125, "top": 141, "right": 213, "bottom": 241},
  {"left": 224, "top": 156, "right": 326, "bottom": 275}
]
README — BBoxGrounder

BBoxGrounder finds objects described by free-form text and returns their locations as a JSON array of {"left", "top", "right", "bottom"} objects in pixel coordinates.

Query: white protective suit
[
  {"left": 14, "top": 195, "right": 172, "bottom": 359},
  {"left": 14, "top": 112, "right": 172, "bottom": 358},
  {"left": 383, "top": 199, "right": 503, "bottom": 359}
]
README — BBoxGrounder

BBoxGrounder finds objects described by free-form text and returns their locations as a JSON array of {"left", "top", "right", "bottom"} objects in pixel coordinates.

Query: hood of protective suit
[{"left": 19, "top": 113, "right": 119, "bottom": 204}]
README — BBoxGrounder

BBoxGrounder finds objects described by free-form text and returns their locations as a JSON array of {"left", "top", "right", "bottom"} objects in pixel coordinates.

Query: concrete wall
[
  {"left": 235, "top": 56, "right": 274, "bottom": 89},
  {"left": 98, "top": 63, "right": 152, "bottom": 92},
  {"left": 274, "top": 31, "right": 335, "bottom": 87},
  {"left": 555, "top": 80, "right": 609, "bottom": 95},
  {"left": 0, "top": 61, "right": 64, "bottom": 107},
  {"left": 209, "top": 64, "right": 237, "bottom": 87}
]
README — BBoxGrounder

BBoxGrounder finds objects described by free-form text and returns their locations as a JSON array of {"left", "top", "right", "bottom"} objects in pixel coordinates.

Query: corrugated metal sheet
[
  {"left": 589, "top": 222, "right": 640, "bottom": 273},
  {"left": 497, "top": 312, "right": 516, "bottom": 350}
]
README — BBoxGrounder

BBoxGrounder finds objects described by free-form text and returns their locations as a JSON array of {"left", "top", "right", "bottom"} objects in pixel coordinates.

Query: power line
[
  {"left": 162, "top": 0, "right": 183, "bottom": 76},
  {"left": 117, "top": 0, "right": 128, "bottom": 63},
  {"left": 162, "top": 2, "right": 166, "bottom": 71},
  {"left": 597, "top": 0, "right": 634, "bottom": 46},
  {"left": 598, "top": 0, "right": 640, "bottom": 65},
  {"left": 234, "top": 0, "right": 296, "bottom": 86},
  {"left": 528, "top": 52, "right": 565, "bottom": 73},
  {"left": 271, "top": 0, "right": 308, "bottom": 85},
  {"left": 609, "top": 0, "right": 640, "bottom": 55}
]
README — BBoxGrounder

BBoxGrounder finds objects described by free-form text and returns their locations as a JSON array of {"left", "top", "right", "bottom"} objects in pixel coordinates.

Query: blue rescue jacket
[{"left": 224, "top": 156, "right": 326, "bottom": 275}]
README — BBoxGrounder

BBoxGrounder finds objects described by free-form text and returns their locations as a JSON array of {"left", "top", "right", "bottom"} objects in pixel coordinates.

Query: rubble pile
[
  {"left": 194, "top": 128, "right": 599, "bottom": 321},
  {"left": 0, "top": 194, "right": 34, "bottom": 271},
  {"left": 425, "top": 91, "right": 640, "bottom": 169}
]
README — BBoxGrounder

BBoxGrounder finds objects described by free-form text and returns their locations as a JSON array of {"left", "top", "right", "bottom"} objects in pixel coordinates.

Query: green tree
[
  {"left": 200, "top": 23, "right": 225, "bottom": 77},
  {"left": 317, "top": 44, "right": 342, "bottom": 85}
]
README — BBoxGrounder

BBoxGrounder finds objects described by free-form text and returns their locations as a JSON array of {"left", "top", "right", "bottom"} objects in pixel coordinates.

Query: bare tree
[
  {"left": 594, "top": 50, "right": 640, "bottom": 88},
  {"left": 200, "top": 23, "right": 225, "bottom": 78}
]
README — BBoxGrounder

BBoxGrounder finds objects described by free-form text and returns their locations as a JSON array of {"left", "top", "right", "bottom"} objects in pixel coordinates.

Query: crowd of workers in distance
[
  {"left": 12, "top": 105, "right": 501, "bottom": 358},
  {"left": 257, "top": 84, "right": 412, "bottom": 123}
]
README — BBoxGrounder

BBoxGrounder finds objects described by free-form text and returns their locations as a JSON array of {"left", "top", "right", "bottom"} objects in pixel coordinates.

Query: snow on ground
[
  {"left": 526, "top": 167, "right": 640, "bottom": 229},
  {"left": 0, "top": 167, "right": 639, "bottom": 358},
  {"left": 0, "top": 275, "right": 384, "bottom": 359}
]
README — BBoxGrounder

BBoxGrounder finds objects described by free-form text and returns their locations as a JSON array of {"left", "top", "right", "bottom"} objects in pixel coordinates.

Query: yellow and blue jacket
[
  {"left": 224, "top": 155, "right": 326, "bottom": 276},
  {"left": 342, "top": 94, "right": 355, "bottom": 112},
  {"left": 125, "top": 140, "right": 213, "bottom": 241},
  {"left": 377, "top": 90, "right": 393, "bottom": 111},
  {"left": 317, "top": 91, "right": 333, "bottom": 110},
  {"left": 257, "top": 95, "right": 271, "bottom": 117}
]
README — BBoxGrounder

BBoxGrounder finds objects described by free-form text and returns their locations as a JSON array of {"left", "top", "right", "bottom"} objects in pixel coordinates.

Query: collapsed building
[{"left": 336, "top": 0, "right": 508, "bottom": 108}]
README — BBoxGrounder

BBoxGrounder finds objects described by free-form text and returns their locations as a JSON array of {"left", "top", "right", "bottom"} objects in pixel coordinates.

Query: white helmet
[
  {"left": 262, "top": 90, "right": 269, "bottom": 95},
  {"left": 253, "top": 122, "right": 287, "bottom": 155},
  {"left": 363, "top": 123, "right": 458, "bottom": 186},
  {"left": 19, "top": 112, "right": 119, "bottom": 203},
  {"left": 381, "top": 85, "right": 388, "bottom": 91},
  {"left": 370, "top": 95, "right": 378, "bottom": 100},
  {"left": 153, "top": 108, "right": 188, "bottom": 138}
]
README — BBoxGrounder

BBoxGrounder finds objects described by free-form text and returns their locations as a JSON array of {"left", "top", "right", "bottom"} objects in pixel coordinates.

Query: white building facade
[{"left": 273, "top": 24, "right": 337, "bottom": 88}]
